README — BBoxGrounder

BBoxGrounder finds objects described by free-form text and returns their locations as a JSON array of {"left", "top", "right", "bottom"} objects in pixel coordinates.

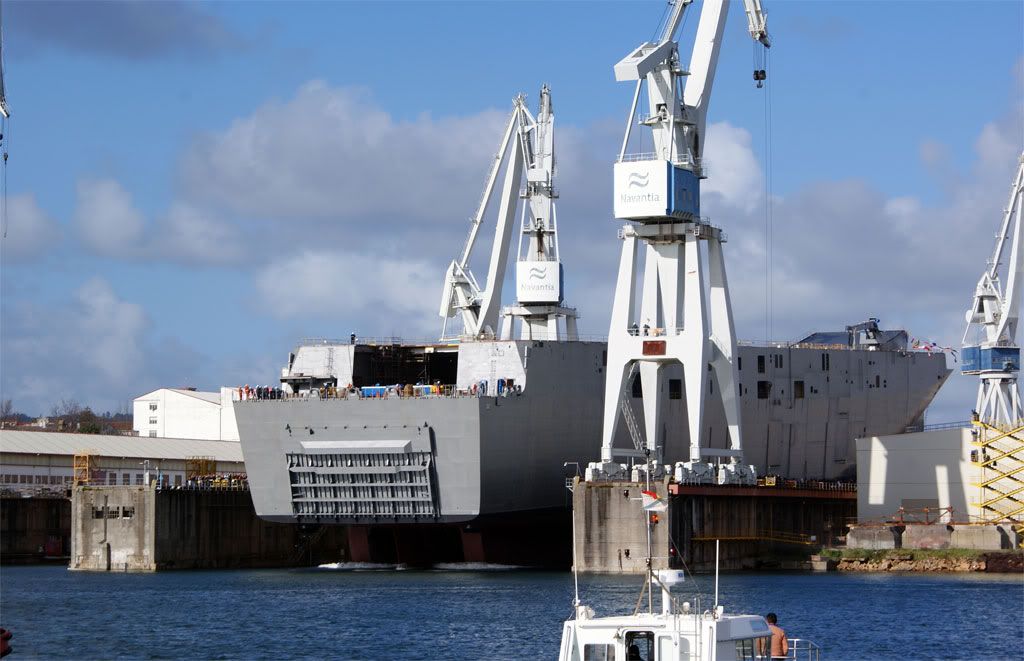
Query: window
[
  {"left": 757, "top": 381, "right": 771, "bottom": 399},
  {"left": 738, "top": 356, "right": 742, "bottom": 371},
  {"left": 92, "top": 507, "right": 105, "bottom": 519},
  {"left": 736, "top": 638, "right": 770, "bottom": 661},
  {"left": 149, "top": 416, "right": 157, "bottom": 425},
  {"left": 757, "top": 355, "right": 765, "bottom": 373},
  {"left": 122, "top": 506, "right": 135, "bottom": 519},
  {"left": 624, "top": 632, "right": 654, "bottom": 661},
  {"left": 875, "top": 375, "right": 880, "bottom": 388},
  {"left": 135, "top": 473, "right": 144, "bottom": 485},
  {"left": 123, "top": 473, "right": 131, "bottom": 485},
  {"left": 821, "top": 353, "right": 831, "bottom": 371},
  {"left": 583, "top": 645, "right": 615, "bottom": 661},
  {"left": 149, "top": 403, "right": 157, "bottom": 411},
  {"left": 669, "top": 379, "right": 682, "bottom": 400},
  {"left": 107, "top": 473, "right": 116, "bottom": 485},
  {"left": 775, "top": 354, "right": 783, "bottom": 369},
  {"left": 174, "top": 474, "right": 182, "bottom": 486},
  {"left": 35, "top": 475, "right": 44, "bottom": 484},
  {"left": 148, "top": 430, "right": 157, "bottom": 437},
  {"left": 794, "top": 380, "right": 805, "bottom": 399}
]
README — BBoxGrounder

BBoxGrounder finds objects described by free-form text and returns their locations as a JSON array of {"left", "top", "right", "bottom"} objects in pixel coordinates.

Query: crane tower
[
  {"left": 439, "top": 86, "right": 578, "bottom": 341},
  {"left": 963, "top": 153, "right": 1024, "bottom": 426},
  {"left": 588, "top": 0, "right": 769, "bottom": 484},
  {"left": 963, "top": 152, "right": 1024, "bottom": 524}
]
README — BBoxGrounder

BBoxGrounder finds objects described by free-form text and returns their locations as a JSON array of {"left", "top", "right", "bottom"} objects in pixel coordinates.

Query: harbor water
[{"left": 1, "top": 565, "right": 1021, "bottom": 660}]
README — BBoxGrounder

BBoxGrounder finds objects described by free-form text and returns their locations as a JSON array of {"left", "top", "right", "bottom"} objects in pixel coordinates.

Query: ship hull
[{"left": 235, "top": 339, "right": 950, "bottom": 526}]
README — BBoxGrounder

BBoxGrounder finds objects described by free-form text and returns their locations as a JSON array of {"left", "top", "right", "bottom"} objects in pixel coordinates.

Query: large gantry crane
[
  {"left": 964, "top": 152, "right": 1024, "bottom": 523},
  {"left": 588, "top": 0, "right": 770, "bottom": 484},
  {"left": 439, "top": 86, "right": 578, "bottom": 341}
]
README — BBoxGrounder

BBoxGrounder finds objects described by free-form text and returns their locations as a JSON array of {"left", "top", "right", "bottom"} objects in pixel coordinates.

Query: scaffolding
[
  {"left": 185, "top": 456, "right": 217, "bottom": 480},
  {"left": 971, "top": 419, "right": 1024, "bottom": 529},
  {"left": 73, "top": 452, "right": 96, "bottom": 486}
]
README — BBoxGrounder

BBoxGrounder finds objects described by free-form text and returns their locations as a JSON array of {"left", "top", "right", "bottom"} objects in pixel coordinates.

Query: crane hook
[{"left": 753, "top": 69, "right": 767, "bottom": 89}]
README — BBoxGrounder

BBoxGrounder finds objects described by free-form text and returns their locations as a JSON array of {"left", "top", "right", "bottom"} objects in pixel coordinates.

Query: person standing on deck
[{"left": 757, "top": 612, "right": 788, "bottom": 659}]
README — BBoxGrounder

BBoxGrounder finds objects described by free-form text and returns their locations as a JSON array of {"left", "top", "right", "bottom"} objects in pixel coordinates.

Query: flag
[{"left": 641, "top": 490, "right": 667, "bottom": 512}]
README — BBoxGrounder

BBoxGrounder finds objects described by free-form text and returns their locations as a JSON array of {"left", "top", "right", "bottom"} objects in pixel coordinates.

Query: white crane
[
  {"left": 963, "top": 152, "right": 1024, "bottom": 427},
  {"left": 439, "top": 87, "right": 578, "bottom": 341},
  {"left": 589, "top": 0, "right": 769, "bottom": 484}
]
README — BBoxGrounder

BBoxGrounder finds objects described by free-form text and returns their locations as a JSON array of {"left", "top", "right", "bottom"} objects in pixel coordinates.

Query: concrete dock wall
[
  {"left": 574, "top": 480, "right": 857, "bottom": 573},
  {"left": 847, "top": 523, "right": 1021, "bottom": 551},
  {"left": 71, "top": 486, "right": 157, "bottom": 571},
  {"left": 573, "top": 480, "right": 670, "bottom": 574},
  {"left": 1, "top": 495, "right": 71, "bottom": 564},
  {"left": 70, "top": 486, "right": 350, "bottom": 571}
]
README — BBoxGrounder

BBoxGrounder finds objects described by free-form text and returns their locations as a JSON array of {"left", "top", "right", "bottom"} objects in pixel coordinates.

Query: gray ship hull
[{"left": 235, "top": 337, "right": 950, "bottom": 525}]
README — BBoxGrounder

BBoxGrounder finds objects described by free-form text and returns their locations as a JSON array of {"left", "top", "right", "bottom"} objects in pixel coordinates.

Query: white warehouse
[{"left": 133, "top": 388, "right": 239, "bottom": 441}]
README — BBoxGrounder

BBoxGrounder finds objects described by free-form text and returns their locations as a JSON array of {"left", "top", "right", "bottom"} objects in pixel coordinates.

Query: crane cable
[
  {"left": 754, "top": 42, "right": 773, "bottom": 343},
  {"left": 2, "top": 114, "right": 8, "bottom": 240}
]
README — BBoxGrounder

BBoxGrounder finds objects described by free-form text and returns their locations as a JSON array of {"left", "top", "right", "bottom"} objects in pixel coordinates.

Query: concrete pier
[
  {"left": 573, "top": 479, "right": 856, "bottom": 573},
  {"left": 70, "top": 486, "right": 350, "bottom": 571}
]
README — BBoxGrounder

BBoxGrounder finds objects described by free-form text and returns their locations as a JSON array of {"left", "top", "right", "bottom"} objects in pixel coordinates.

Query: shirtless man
[{"left": 757, "top": 612, "right": 788, "bottom": 659}]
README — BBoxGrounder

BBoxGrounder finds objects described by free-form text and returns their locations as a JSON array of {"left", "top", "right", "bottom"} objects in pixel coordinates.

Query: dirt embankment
[{"left": 831, "top": 550, "right": 1022, "bottom": 573}]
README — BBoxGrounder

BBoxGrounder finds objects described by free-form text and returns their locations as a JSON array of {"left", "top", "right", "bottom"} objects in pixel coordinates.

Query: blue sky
[{"left": 1, "top": 0, "right": 1022, "bottom": 418}]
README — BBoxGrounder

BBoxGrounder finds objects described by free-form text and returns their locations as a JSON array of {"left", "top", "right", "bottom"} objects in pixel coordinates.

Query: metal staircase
[{"left": 971, "top": 419, "right": 1024, "bottom": 526}]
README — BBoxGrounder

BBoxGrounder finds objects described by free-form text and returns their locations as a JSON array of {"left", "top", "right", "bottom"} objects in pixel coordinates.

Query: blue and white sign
[{"left": 613, "top": 159, "right": 700, "bottom": 220}]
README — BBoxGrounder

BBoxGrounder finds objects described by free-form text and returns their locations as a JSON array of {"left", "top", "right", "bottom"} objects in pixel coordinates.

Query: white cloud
[
  {"left": 153, "top": 203, "right": 244, "bottom": 265},
  {"left": 72, "top": 277, "right": 148, "bottom": 382},
  {"left": 701, "top": 122, "right": 764, "bottom": 213},
  {"left": 255, "top": 250, "right": 440, "bottom": 336},
  {"left": 181, "top": 81, "right": 508, "bottom": 224},
  {"left": 1, "top": 193, "right": 60, "bottom": 260},
  {"left": 74, "top": 178, "right": 145, "bottom": 255}
]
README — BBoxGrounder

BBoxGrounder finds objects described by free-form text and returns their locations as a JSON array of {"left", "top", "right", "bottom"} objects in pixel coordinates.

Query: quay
[{"left": 573, "top": 478, "right": 856, "bottom": 573}]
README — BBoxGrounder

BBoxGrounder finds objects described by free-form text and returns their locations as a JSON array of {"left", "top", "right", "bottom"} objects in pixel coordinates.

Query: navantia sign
[
  {"left": 613, "top": 159, "right": 700, "bottom": 220},
  {"left": 516, "top": 261, "right": 562, "bottom": 304}
]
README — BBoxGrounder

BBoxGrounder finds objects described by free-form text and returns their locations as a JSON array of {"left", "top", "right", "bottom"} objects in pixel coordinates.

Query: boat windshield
[{"left": 624, "top": 631, "right": 653, "bottom": 661}]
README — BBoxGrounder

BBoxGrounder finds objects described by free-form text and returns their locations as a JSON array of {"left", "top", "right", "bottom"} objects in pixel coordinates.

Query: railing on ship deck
[{"left": 233, "top": 383, "right": 522, "bottom": 402}]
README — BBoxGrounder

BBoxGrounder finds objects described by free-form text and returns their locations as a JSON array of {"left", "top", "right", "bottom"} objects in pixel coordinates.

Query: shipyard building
[{"left": 132, "top": 388, "right": 240, "bottom": 441}]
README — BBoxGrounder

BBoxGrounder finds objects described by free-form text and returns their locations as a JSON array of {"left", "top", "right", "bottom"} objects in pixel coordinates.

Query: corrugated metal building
[{"left": 0, "top": 430, "right": 244, "bottom": 493}]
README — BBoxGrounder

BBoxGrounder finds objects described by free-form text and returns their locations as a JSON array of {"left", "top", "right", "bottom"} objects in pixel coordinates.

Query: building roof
[
  {"left": 0, "top": 430, "right": 243, "bottom": 463},
  {"left": 135, "top": 388, "right": 223, "bottom": 405}
]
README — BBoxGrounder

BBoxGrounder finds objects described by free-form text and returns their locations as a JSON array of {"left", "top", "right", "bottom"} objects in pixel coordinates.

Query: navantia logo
[
  {"left": 528, "top": 266, "right": 548, "bottom": 280},
  {"left": 628, "top": 171, "right": 650, "bottom": 188}
]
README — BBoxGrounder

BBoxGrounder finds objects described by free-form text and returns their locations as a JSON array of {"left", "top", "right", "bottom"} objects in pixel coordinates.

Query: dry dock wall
[
  {"left": 574, "top": 479, "right": 856, "bottom": 573},
  {"left": 70, "top": 486, "right": 350, "bottom": 571},
  {"left": 0, "top": 495, "right": 71, "bottom": 564}
]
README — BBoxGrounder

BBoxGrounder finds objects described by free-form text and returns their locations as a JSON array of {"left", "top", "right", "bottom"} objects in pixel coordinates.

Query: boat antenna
[
  {"left": 644, "top": 448, "right": 653, "bottom": 614},
  {"left": 713, "top": 539, "right": 720, "bottom": 611},
  {"left": 569, "top": 472, "right": 581, "bottom": 612}
]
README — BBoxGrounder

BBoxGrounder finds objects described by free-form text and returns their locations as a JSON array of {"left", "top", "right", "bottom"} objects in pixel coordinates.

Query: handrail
[{"left": 785, "top": 638, "right": 822, "bottom": 661}]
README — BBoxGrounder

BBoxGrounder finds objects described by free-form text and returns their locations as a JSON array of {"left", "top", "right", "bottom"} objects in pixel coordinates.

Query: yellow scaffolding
[
  {"left": 185, "top": 456, "right": 217, "bottom": 480},
  {"left": 970, "top": 419, "right": 1024, "bottom": 528},
  {"left": 73, "top": 452, "right": 96, "bottom": 486}
]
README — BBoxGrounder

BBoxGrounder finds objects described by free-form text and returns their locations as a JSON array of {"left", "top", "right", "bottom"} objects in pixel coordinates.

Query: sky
[{"left": 0, "top": 0, "right": 1022, "bottom": 420}]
